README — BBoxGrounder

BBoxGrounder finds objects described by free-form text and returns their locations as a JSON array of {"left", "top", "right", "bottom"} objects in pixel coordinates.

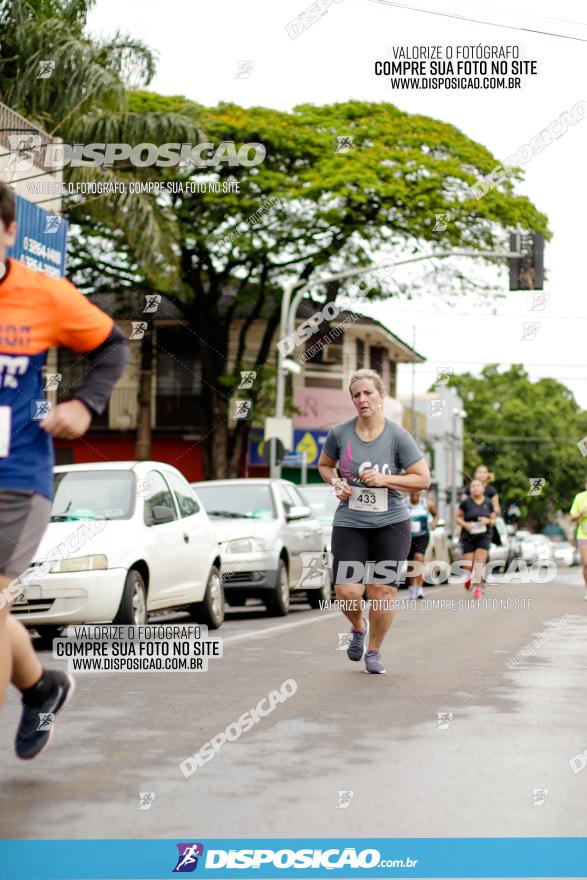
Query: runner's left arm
[
  {"left": 40, "top": 280, "right": 129, "bottom": 437},
  {"left": 71, "top": 324, "right": 129, "bottom": 416}
]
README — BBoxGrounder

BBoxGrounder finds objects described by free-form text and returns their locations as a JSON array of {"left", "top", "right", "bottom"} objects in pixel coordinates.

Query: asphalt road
[{"left": 1, "top": 566, "right": 586, "bottom": 840}]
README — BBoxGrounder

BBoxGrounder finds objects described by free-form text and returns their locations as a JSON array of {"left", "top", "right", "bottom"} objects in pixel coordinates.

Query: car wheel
[
  {"left": 307, "top": 567, "right": 332, "bottom": 609},
  {"left": 34, "top": 625, "right": 65, "bottom": 649},
  {"left": 188, "top": 566, "right": 225, "bottom": 629},
  {"left": 113, "top": 569, "right": 148, "bottom": 626},
  {"left": 264, "top": 559, "right": 290, "bottom": 617}
]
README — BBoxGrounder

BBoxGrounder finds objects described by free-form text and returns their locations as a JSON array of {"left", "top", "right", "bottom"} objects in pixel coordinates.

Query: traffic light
[{"left": 509, "top": 232, "right": 544, "bottom": 290}]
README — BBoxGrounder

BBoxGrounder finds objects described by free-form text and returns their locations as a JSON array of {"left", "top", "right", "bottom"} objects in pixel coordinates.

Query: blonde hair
[
  {"left": 349, "top": 368, "right": 385, "bottom": 397},
  {"left": 475, "top": 464, "right": 495, "bottom": 484}
]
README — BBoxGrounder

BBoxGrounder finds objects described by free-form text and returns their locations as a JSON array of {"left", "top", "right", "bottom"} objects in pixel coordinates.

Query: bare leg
[
  {"left": 462, "top": 553, "right": 473, "bottom": 582},
  {"left": 8, "top": 616, "right": 42, "bottom": 690},
  {"left": 334, "top": 583, "right": 365, "bottom": 630},
  {"left": 0, "top": 575, "right": 13, "bottom": 709},
  {"left": 413, "top": 552, "right": 425, "bottom": 588},
  {"left": 366, "top": 583, "right": 398, "bottom": 652},
  {"left": 471, "top": 549, "right": 488, "bottom": 588},
  {"left": 0, "top": 574, "right": 43, "bottom": 708},
  {"left": 580, "top": 545, "right": 587, "bottom": 591}
]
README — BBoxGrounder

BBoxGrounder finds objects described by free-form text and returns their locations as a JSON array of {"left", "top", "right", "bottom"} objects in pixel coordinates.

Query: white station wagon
[{"left": 12, "top": 462, "right": 224, "bottom": 642}]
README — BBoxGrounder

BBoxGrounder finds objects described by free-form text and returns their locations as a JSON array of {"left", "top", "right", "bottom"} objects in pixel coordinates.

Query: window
[
  {"left": 285, "top": 484, "right": 306, "bottom": 508},
  {"left": 52, "top": 470, "right": 134, "bottom": 520},
  {"left": 155, "top": 326, "right": 202, "bottom": 428},
  {"left": 369, "top": 345, "right": 385, "bottom": 373},
  {"left": 275, "top": 483, "right": 294, "bottom": 514},
  {"left": 166, "top": 470, "right": 200, "bottom": 517},
  {"left": 195, "top": 483, "right": 276, "bottom": 520},
  {"left": 304, "top": 333, "right": 343, "bottom": 365},
  {"left": 143, "top": 471, "right": 177, "bottom": 526},
  {"left": 356, "top": 339, "right": 365, "bottom": 369},
  {"left": 389, "top": 361, "right": 397, "bottom": 397}
]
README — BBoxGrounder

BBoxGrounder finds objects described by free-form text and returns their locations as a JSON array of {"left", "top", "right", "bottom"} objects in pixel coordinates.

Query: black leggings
[{"left": 331, "top": 519, "right": 412, "bottom": 585}]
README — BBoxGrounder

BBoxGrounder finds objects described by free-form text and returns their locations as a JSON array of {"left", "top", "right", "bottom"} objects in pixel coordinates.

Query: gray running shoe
[
  {"left": 347, "top": 618, "right": 368, "bottom": 661},
  {"left": 364, "top": 650, "right": 386, "bottom": 674}
]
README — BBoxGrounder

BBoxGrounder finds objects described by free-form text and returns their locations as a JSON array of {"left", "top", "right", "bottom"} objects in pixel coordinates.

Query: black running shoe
[{"left": 15, "top": 671, "right": 75, "bottom": 760}]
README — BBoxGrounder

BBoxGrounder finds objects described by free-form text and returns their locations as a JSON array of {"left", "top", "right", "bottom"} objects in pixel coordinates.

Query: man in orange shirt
[{"left": 0, "top": 182, "right": 129, "bottom": 759}]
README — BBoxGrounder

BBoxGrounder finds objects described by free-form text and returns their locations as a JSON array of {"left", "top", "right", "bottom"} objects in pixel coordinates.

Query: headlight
[
  {"left": 223, "top": 538, "right": 267, "bottom": 554},
  {"left": 50, "top": 554, "right": 108, "bottom": 573}
]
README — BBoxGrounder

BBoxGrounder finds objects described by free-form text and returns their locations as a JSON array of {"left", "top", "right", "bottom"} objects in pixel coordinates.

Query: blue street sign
[
  {"left": 249, "top": 428, "right": 329, "bottom": 468},
  {"left": 7, "top": 194, "right": 68, "bottom": 278}
]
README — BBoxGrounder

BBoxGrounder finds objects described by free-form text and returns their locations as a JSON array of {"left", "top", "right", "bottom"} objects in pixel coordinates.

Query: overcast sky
[{"left": 89, "top": 0, "right": 587, "bottom": 406}]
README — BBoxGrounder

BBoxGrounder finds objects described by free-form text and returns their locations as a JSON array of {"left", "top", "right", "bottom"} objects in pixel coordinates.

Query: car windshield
[
  {"left": 299, "top": 487, "right": 339, "bottom": 524},
  {"left": 194, "top": 484, "right": 276, "bottom": 520},
  {"left": 51, "top": 471, "right": 135, "bottom": 521}
]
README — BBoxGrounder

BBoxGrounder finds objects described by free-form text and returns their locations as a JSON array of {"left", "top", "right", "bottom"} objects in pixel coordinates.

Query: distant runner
[
  {"left": 318, "top": 369, "right": 430, "bottom": 674},
  {"left": 456, "top": 478, "right": 496, "bottom": 599},
  {"left": 407, "top": 490, "right": 438, "bottom": 599},
  {"left": 570, "top": 476, "right": 587, "bottom": 600},
  {"left": 0, "top": 182, "right": 129, "bottom": 759}
]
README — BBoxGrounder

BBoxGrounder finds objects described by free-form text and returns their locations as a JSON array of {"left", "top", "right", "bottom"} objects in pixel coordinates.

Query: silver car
[{"left": 192, "top": 479, "right": 329, "bottom": 616}]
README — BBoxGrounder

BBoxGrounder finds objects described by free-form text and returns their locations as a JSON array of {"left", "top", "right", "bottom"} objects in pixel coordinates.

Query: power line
[
  {"left": 367, "top": 0, "right": 587, "bottom": 42},
  {"left": 436, "top": 0, "right": 587, "bottom": 29},
  {"left": 466, "top": 434, "right": 581, "bottom": 443},
  {"left": 379, "top": 308, "right": 586, "bottom": 321},
  {"left": 404, "top": 360, "right": 587, "bottom": 368}
]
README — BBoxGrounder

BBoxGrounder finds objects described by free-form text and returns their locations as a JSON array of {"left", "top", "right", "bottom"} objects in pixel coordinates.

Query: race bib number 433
[{"left": 348, "top": 486, "right": 388, "bottom": 512}]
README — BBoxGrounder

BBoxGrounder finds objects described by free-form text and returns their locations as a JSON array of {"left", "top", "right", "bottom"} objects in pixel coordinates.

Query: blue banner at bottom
[{"left": 0, "top": 838, "right": 586, "bottom": 880}]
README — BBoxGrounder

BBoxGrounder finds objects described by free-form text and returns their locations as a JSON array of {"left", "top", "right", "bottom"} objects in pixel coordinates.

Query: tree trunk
[
  {"left": 227, "top": 421, "right": 248, "bottom": 478},
  {"left": 209, "top": 389, "right": 228, "bottom": 478},
  {"left": 135, "top": 326, "right": 153, "bottom": 461}
]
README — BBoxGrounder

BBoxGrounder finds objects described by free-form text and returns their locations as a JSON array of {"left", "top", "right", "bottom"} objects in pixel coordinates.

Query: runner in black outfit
[{"left": 456, "top": 479, "right": 496, "bottom": 599}]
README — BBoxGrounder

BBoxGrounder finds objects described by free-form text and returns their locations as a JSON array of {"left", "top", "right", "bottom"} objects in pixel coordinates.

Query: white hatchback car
[{"left": 12, "top": 462, "right": 224, "bottom": 640}]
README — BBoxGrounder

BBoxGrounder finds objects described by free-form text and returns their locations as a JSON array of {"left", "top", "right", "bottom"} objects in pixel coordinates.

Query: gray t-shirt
[{"left": 323, "top": 418, "right": 423, "bottom": 528}]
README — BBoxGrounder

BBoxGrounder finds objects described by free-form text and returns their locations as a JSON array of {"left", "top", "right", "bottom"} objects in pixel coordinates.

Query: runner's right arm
[
  {"left": 456, "top": 502, "right": 472, "bottom": 533},
  {"left": 569, "top": 494, "right": 587, "bottom": 522},
  {"left": 317, "top": 451, "right": 352, "bottom": 499}
]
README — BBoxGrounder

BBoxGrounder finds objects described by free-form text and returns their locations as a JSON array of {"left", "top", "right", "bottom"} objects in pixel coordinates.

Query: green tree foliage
[
  {"left": 445, "top": 365, "right": 587, "bottom": 528},
  {"left": 71, "top": 93, "right": 550, "bottom": 476},
  {"left": 0, "top": 0, "right": 199, "bottom": 277}
]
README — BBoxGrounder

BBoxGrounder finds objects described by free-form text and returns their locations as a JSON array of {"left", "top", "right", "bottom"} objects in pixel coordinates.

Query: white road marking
[{"left": 221, "top": 610, "right": 337, "bottom": 644}]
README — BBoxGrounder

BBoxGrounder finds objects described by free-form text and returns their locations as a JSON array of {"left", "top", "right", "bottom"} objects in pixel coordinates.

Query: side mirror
[
  {"left": 287, "top": 505, "right": 312, "bottom": 521},
  {"left": 151, "top": 505, "right": 175, "bottom": 524}
]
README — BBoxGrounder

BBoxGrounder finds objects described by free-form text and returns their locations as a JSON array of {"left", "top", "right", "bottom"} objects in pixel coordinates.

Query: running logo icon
[
  {"left": 143, "top": 294, "right": 161, "bottom": 313},
  {"left": 173, "top": 843, "right": 204, "bottom": 873},
  {"left": 137, "top": 792, "right": 155, "bottom": 810},
  {"left": 528, "top": 478, "right": 545, "bottom": 496},
  {"left": 44, "top": 215, "right": 63, "bottom": 234},
  {"left": 37, "top": 712, "right": 54, "bottom": 731},
  {"left": 337, "top": 790, "right": 354, "bottom": 808}
]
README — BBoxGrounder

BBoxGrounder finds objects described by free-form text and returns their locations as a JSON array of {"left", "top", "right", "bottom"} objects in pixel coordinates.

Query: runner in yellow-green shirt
[{"left": 569, "top": 479, "right": 587, "bottom": 600}]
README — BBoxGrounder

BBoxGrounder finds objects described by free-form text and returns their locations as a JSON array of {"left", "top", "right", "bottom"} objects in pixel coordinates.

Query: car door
[
  {"left": 141, "top": 469, "right": 188, "bottom": 608},
  {"left": 287, "top": 483, "right": 325, "bottom": 585},
  {"left": 164, "top": 469, "right": 218, "bottom": 602},
  {"left": 276, "top": 482, "right": 322, "bottom": 586}
]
